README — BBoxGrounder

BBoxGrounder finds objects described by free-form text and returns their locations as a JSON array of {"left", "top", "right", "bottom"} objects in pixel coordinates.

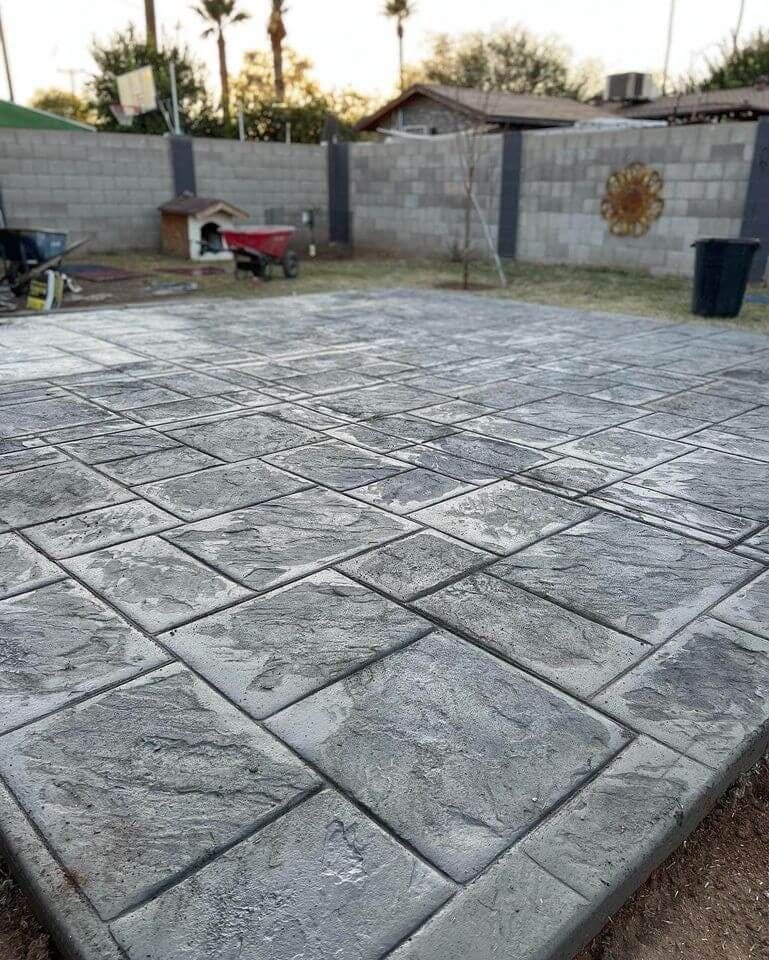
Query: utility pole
[
  {"left": 662, "top": 0, "right": 676, "bottom": 96},
  {"left": 58, "top": 67, "right": 87, "bottom": 95},
  {"left": 733, "top": 0, "right": 746, "bottom": 53},
  {"left": 0, "top": 4, "right": 14, "bottom": 102},
  {"left": 145, "top": 0, "right": 157, "bottom": 50}
]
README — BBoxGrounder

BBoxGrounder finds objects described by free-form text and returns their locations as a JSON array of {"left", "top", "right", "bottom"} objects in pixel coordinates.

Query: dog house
[{"left": 158, "top": 196, "right": 249, "bottom": 261}]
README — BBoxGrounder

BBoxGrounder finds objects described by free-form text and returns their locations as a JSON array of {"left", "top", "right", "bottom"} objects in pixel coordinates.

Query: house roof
[
  {"left": 158, "top": 196, "right": 249, "bottom": 219},
  {"left": 0, "top": 100, "right": 94, "bottom": 132},
  {"left": 621, "top": 85, "right": 769, "bottom": 120},
  {"left": 355, "top": 83, "right": 612, "bottom": 132}
]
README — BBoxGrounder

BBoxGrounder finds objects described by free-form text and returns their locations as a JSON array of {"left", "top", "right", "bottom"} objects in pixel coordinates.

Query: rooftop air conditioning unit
[{"left": 604, "top": 73, "right": 659, "bottom": 103}]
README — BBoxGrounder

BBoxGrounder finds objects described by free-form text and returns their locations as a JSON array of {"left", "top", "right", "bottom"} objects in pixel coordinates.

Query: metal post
[
  {"left": 169, "top": 60, "right": 181, "bottom": 135},
  {"left": 285, "top": 120, "right": 291, "bottom": 144},
  {"left": 238, "top": 108, "right": 245, "bottom": 142},
  {"left": 0, "top": 5, "right": 14, "bottom": 103}
]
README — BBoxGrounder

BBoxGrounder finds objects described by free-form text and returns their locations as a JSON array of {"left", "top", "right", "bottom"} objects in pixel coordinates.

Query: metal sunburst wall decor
[{"left": 600, "top": 162, "right": 664, "bottom": 237}]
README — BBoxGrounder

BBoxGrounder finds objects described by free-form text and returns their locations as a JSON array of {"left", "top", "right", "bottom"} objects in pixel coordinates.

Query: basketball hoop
[
  {"left": 111, "top": 66, "right": 157, "bottom": 127},
  {"left": 110, "top": 103, "right": 140, "bottom": 127}
]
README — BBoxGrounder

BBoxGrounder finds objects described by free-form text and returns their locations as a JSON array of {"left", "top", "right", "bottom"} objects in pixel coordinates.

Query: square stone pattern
[
  {"left": 712, "top": 570, "right": 769, "bottom": 639},
  {"left": 164, "top": 487, "right": 415, "bottom": 592},
  {"left": 632, "top": 448, "right": 769, "bottom": 522},
  {"left": 416, "top": 573, "right": 646, "bottom": 697},
  {"left": 25, "top": 501, "right": 179, "bottom": 558},
  {"left": 264, "top": 439, "right": 408, "bottom": 490},
  {"left": 162, "top": 571, "right": 431, "bottom": 717},
  {"left": 63, "top": 536, "right": 250, "bottom": 632},
  {"left": 414, "top": 480, "right": 595, "bottom": 553},
  {"left": 168, "top": 413, "right": 321, "bottom": 461},
  {"left": 0, "top": 533, "right": 62, "bottom": 599},
  {"left": 0, "top": 664, "right": 318, "bottom": 919},
  {"left": 338, "top": 531, "right": 492, "bottom": 601},
  {"left": 493, "top": 513, "right": 759, "bottom": 644},
  {"left": 111, "top": 789, "right": 454, "bottom": 960},
  {"left": 0, "top": 579, "right": 167, "bottom": 732},
  {"left": 0, "top": 461, "right": 132, "bottom": 527},
  {"left": 595, "top": 618, "right": 769, "bottom": 768},
  {"left": 268, "top": 630, "right": 629, "bottom": 881},
  {"left": 135, "top": 458, "right": 311, "bottom": 520},
  {"left": 1, "top": 292, "right": 769, "bottom": 960}
]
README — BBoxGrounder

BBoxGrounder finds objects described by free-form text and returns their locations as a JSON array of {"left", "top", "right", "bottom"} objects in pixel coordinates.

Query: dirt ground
[
  {"left": 0, "top": 859, "right": 52, "bottom": 960},
  {"left": 1, "top": 757, "right": 766, "bottom": 960},
  {"left": 577, "top": 756, "right": 769, "bottom": 960}
]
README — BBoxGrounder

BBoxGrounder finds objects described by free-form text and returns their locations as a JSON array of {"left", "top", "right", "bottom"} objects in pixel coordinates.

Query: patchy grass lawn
[{"left": 61, "top": 251, "right": 769, "bottom": 333}]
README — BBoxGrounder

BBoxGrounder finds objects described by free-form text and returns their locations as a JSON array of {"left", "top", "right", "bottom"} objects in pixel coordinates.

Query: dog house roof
[{"left": 158, "top": 196, "right": 249, "bottom": 219}]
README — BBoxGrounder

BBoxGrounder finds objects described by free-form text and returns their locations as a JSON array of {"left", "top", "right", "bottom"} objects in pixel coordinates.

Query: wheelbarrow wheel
[{"left": 282, "top": 250, "right": 300, "bottom": 279}]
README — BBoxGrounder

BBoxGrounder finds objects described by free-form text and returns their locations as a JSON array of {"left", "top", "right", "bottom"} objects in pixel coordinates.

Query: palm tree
[
  {"left": 144, "top": 0, "right": 157, "bottom": 49},
  {"left": 193, "top": 0, "right": 249, "bottom": 126},
  {"left": 384, "top": 0, "right": 415, "bottom": 92},
  {"left": 267, "top": 1, "right": 288, "bottom": 102}
]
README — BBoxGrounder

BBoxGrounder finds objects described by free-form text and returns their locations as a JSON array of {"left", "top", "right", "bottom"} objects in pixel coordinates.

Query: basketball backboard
[{"left": 116, "top": 65, "right": 156, "bottom": 114}]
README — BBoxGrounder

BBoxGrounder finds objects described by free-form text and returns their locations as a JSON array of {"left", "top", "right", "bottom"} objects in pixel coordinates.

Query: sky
[{"left": 1, "top": 0, "right": 765, "bottom": 106}]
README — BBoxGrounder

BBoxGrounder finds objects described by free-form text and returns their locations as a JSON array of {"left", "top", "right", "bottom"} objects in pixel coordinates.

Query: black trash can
[{"left": 691, "top": 237, "right": 760, "bottom": 318}]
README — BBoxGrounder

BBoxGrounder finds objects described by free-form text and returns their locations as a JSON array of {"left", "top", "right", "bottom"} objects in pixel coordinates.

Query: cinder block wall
[
  {"left": 0, "top": 131, "right": 328, "bottom": 252},
  {"left": 193, "top": 140, "right": 327, "bottom": 234},
  {"left": 0, "top": 123, "right": 759, "bottom": 275},
  {"left": 350, "top": 136, "right": 503, "bottom": 258},
  {"left": 0, "top": 130, "right": 173, "bottom": 251},
  {"left": 517, "top": 122, "right": 757, "bottom": 276}
]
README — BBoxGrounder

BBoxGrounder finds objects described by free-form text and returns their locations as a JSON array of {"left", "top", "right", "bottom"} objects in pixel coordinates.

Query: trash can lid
[{"left": 691, "top": 237, "right": 761, "bottom": 248}]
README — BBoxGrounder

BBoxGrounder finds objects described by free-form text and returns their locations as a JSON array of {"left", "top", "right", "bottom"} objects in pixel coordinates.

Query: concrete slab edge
[
  {"left": 1, "top": 730, "right": 767, "bottom": 960},
  {"left": 0, "top": 782, "right": 125, "bottom": 960},
  {"left": 388, "top": 728, "right": 769, "bottom": 960},
  {"left": 549, "top": 729, "right": 769, "bottom": 960}
]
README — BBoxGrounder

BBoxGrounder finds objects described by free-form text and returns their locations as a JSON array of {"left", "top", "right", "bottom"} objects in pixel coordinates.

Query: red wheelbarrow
[{"left": 219, "top": 225, "right": 299, "bottom": 281}]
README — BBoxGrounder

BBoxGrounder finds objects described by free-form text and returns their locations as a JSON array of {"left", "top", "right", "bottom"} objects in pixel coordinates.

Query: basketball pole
[{"left": 169, "top": 60, "right": 181, "bottom": 135}]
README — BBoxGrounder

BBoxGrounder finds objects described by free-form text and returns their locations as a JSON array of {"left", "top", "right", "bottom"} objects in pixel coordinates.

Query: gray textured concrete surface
[{"left": 0, "top": 290, "right": 767, "bottom": 960}]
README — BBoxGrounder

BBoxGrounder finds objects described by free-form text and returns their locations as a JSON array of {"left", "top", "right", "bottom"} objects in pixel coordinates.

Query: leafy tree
[
  {"left": 193, "top": 0, "right": 250, "bottom": 127},
  {"left": 232, "top": 47, "right": 317, "bottom": 106},
  {"left": 29, "top": 88, "right": 92, "bottom": 123},
  {"left": 384, "top": 0, "right": 416, "bottom": 92},
  {"left": 89, "top": 24, "right": 220, "bottom": 135},
  {"left": 702, "top": 30, "right": 769, "bottom": 90},
  {"left": 415, "top": 28, "right": 601, "bottom": 100},
  {"left": 267, "top": 1, "right": 288, "bottom": 101},
  {"left": 232, "top": 47, "right": 374, "bottom": 142}
]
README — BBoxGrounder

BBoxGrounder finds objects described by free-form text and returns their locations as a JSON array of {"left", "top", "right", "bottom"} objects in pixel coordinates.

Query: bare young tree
[{"left": 453, "top": 100, "right": 506, "bottom": 290}]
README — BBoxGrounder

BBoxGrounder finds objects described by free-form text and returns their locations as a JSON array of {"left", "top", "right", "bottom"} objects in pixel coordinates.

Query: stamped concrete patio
[{"left": 0, "top": 290, "right": 768, "bottom": 960}]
